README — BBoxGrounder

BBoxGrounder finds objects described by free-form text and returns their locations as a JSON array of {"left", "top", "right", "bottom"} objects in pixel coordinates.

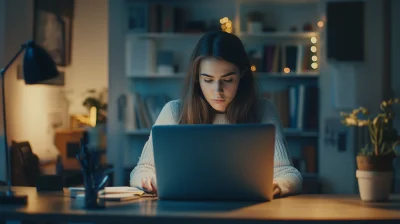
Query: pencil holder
[{"left": 83, "top": 173, "right": 101, "bottom": 209}]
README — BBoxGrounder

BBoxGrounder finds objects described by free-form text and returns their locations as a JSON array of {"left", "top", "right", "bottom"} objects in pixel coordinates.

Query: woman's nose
[{"left": 215, "top": 80, "right": 223, "bottom": 92}]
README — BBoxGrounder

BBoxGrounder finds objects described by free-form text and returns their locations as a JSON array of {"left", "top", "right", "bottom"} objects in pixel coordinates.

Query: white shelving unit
[
  {"left": 126, "top": 128, "right": 318, "bottom": 138},
  {"left": 121, "top": 0, "right": 322, "bottom": 188}
]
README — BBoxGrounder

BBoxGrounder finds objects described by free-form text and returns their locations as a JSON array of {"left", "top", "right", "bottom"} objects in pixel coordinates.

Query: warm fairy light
[
  {"left": 311, "top": 46, "right": 317, "bottom": 52},
  {"left": 251, "top": 65, "right": 256, "bottom": 72},
  {"left": 311, "top": 63, "right": 318, "bottom": 69},
  {"left": 220, "top": 17, "right": 232, "bottom": 33},
  {"left": 317, "top": 21, "right": 324, "bottom": 28},
  {"left": 312, "top": 55, "right": 318, "bottom": 61},
  {"left": 284, "top": 67, "right": 290, "bottom": 73},
  {"left": 89, "top": 106, "right": 97, "bottom": 127},
  {"left": 311, "top": 37, "right": 317, "bottom": 44}
]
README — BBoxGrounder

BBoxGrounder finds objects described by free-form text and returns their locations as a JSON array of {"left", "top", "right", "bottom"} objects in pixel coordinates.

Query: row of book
[
  {"left": 247, "top": 44, "right": 315, "bottom": 74},
  {"left": 262, "top": 84, "right": 319, "bottom": 130},
  {"left": 128, "top": 3, "right": 185, "bottom": 33},
  {"left": 129, "top": 84, "right": 318, "bottom": 131},
  {"left": 131, "top": 93, "right": 171, "bottom": 130}
]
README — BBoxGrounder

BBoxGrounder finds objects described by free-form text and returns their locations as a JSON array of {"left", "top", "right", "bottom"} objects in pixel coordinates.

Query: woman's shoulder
[
  {"left": 257, "top": 97, "right": 279, "bottom": 121},
  {"left": 164, "top": 99, "right": 181, "bottom": 111},
  {"left": 258, "top": 97, "right": 276, "bottom": 112},
  {"left": 160, "top": 99, "right": 181, "bottom": 123}
]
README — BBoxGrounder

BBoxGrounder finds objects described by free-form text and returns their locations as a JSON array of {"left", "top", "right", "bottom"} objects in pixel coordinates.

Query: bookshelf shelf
[
  {"left": 126, "top": 31, "right": 319, "bottom": 40},
  {"left": 237, "top": 32, "right": 319, "bottom": 39},
  {"left": 236, "top": 0, "right": 319, "bottom": 5},
  {"left": 126, "top": 128, "right": 318, "bottom": 138},
  {"left": 127, "top": 72, "right": 319, "bottom": 79},
  {"left": 127, "top": 32, "right": 204, "bottom": 39}
]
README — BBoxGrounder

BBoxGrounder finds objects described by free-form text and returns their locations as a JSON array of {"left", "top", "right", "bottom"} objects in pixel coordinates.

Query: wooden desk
[{"left": 1, "top": 187, "right": 400, "bottom": 223}]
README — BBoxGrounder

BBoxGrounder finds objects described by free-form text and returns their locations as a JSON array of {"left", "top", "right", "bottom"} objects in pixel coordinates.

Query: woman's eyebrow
[{"left": 200, "top": 71, "right": 236, "bottom": 77}]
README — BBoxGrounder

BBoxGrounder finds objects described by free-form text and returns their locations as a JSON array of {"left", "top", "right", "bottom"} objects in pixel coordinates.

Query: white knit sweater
[{"left": 130, "top": 99, "right": 302, "bottom": 196}]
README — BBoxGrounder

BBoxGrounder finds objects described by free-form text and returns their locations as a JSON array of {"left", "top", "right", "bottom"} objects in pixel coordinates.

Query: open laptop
[{"left": 152, "top": 124, "right": 276, "bottom": 201}]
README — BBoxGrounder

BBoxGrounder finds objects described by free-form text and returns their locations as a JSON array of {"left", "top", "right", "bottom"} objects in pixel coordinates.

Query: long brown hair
[{"left": 179, "top": 31, "right": 260, "bottom": 124}]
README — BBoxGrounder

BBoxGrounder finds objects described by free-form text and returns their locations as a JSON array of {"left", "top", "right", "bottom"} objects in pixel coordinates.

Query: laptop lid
[{"left": 152, "top": 124, "right": 275, "bottom": 201}]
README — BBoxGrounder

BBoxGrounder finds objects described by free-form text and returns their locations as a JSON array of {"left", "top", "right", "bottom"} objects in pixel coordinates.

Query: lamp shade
[{"left": 22, "top": 41, "right": 59, "bottom": 84}]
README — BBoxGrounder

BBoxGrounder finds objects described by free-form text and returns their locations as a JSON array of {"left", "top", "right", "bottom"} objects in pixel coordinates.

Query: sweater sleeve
[
  {"left": 262, "top": 99, "right": 303, "bottom": 196},
  {"left": 129, "top": 100, "right": 178, "bottom": 189}
]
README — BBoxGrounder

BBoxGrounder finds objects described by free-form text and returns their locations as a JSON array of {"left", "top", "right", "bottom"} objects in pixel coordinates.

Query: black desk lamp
[{"left": 0, "top": 40, "right": 59, "bottom": 204}]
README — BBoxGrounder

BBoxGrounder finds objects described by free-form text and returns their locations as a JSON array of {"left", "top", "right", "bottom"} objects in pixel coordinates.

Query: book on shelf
[
  {"left": 246, "top": 43, "right": 315, "bottom": 74},
  {"left": 262, "top": 84, "right": 319, "bottom": 131},
  {"left": 131, "top": 92, "right": 171, "bottom": 131},
  {"left": 148, "top": 3, "right": 185, "bottom": 33}
]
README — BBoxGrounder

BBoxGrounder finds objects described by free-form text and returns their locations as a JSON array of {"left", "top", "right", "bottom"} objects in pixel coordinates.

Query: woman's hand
[
  {"left": 273, "top": 183, "right": 281, "bottom": 198},
  {"left": 141, "top": 177, "right": 157, "bottom": 194}
]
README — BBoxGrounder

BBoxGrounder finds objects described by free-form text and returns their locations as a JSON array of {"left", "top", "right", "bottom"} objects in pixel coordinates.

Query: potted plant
[{"left": 340, "top": 98, "right": 400, "bottom": 202}]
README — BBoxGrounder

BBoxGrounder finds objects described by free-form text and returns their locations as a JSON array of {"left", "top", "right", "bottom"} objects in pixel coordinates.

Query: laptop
[{"left": 152, "top": 124, "right": 276, "bottom": 201}]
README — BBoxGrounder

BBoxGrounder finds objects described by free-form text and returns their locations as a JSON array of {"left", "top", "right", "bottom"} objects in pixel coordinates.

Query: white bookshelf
[{"left": 122, "top": 0, "right": 322, "bottom": 184}]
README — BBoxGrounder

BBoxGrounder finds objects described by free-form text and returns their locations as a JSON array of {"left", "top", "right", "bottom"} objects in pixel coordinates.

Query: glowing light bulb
[
  {"left": 311, "top": 37, "right": 317, "bottom": 44},
  {"left": 284, "top": 67, "right": 290, "bottom": 73},
  {"left": 251, "top": 65, "right": 256, "bottom": 72},
  {"left": 312, "top": 55, "right": 318, "bottom": 61},
  {"left": 311, "top": 63, "right": 318, "bottom": 69},
  {"left": 317, "top": 21, "right": 324, "bottom": 28},
  {"left": 311, "top": 46, "right": 317, "bottom": 52}
]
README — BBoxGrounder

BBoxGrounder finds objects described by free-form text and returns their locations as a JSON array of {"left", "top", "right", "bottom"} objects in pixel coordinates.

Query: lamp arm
[
  {"left": 0, "top": 42, "right": 29, "bottom": 195},
  {"left": 0, "top": 42, "right": 30, "bottom": 77}
]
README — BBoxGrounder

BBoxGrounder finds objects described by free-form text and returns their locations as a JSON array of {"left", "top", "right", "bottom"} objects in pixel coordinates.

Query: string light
[
  {"left": 311, "top": 37, "right": 317, "bottom": 44},
  {"left": 220, "top": 17, "right": 233, "bottom": 33},
  {"left": 317, "top": 21, "right": 324, "bottom": 28},
  {"left": 312, "top": 55, "right": 318, "bottom": 61},
  {"left": 311, "top": 63, "right": 318, "bottom": 69},
  {"left": 310, "top": 36, "right": 318, "bottom": 70},
  {"left": 250, "top": 65, "right": 256, "bottom": 72},
  {"left": 284, "top": 67, "right": 290, "bottom": 74},
  {"left": 311, "top": 46, "right": 317, "bottom": 53}
]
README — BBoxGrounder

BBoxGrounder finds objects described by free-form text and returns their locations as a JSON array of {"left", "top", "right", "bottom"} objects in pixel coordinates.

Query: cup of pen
[{"left": 76, "top": 134, "right": 107, "bottom": 209}]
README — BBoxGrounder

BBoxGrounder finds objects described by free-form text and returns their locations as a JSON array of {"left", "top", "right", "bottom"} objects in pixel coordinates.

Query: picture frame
[{"left": 33, "top": 0, "right": 74, "bottom": 66}]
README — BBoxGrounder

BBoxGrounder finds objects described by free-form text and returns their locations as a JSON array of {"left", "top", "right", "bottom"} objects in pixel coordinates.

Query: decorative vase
[
  {"left": 247, "top": 21, "right": 262, "bottom": 33},
  {"left": 356, "top": 155, "right": 394, "bottom": 202}
]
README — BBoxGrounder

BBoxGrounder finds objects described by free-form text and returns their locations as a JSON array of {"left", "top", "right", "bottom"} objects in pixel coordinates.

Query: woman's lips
[{"left": 212, "top": 99, "right": 226, "bottom": 104}]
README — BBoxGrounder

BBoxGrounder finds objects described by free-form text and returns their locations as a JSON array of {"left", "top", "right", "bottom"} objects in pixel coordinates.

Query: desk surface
[{"left": 1, "top": 187, "right": 400, "bottom": 223}]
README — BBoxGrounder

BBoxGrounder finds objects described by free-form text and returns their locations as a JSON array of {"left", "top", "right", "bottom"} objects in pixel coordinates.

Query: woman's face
[{"left": 199, "top": 58, "right": 240, "bottom": 112}]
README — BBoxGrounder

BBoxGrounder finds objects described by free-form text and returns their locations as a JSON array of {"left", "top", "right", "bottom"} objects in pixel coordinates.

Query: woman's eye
[
  {"left": 204, "top": 79, "right": 213, "bottom": 83},
  {"left": 224, "top": 79, "right": 233, "bottom": 83}
]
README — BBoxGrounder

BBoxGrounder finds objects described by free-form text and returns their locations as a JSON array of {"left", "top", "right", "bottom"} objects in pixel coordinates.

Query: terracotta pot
[{"left": 356, "top": 155, "right": 394, "bottom": 172}]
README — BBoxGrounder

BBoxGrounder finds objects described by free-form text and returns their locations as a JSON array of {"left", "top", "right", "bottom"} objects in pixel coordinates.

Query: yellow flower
[
  {"left": 345, "top": 117, "right": 358, "bottom": 126},
  {"left": 358, "top": 120, "right": 369, "bottom": 126}
]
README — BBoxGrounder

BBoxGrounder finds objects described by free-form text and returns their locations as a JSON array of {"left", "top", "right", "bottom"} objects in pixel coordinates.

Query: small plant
[
  {"left": 340, "top": 98, "right": 400, "bottom": 156},
  {"left": 82, "top": 88, "right": 108, "bottom": 125}
]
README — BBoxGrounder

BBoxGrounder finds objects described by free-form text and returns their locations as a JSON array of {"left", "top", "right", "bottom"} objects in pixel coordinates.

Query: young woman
[{"left": 130, "top": 31, "right": 302, "bottom": 198}]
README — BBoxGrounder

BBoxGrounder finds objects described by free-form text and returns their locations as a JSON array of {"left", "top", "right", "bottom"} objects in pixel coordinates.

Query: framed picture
[
  {"left": 33, "top": 0, "right": 74, "bottom": 66},
  {"left": 127, "top": 3, "right": 148, "bottom": 32}
]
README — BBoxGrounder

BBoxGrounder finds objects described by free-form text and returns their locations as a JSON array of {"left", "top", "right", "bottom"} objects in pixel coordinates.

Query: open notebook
[{"left": 69, "top": 186, "right": 147, "bottom": 201}]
